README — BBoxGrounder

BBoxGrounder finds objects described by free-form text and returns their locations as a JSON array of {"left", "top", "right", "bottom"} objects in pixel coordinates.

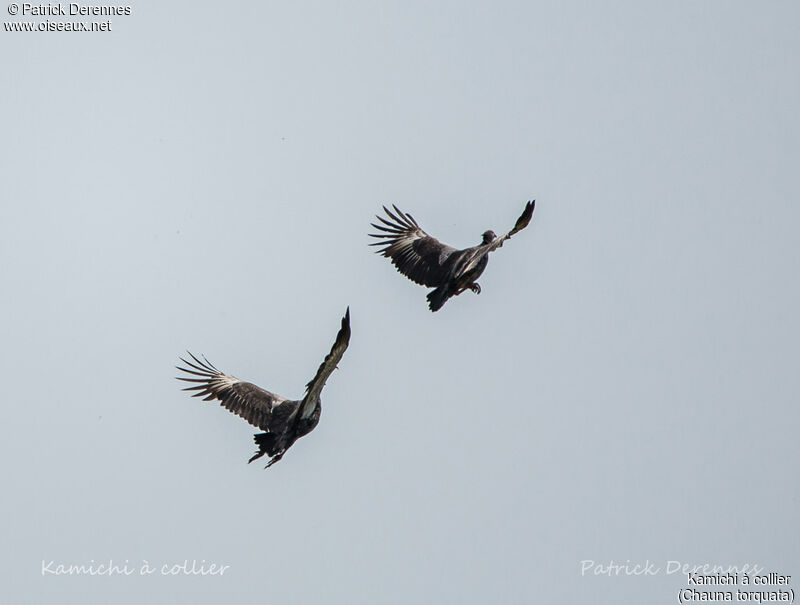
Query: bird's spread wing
[
  {"left": 486, "top": 200, "right": 536, "bottom": 252},
  {"left": 176, "top": 352, "right": 288, "bottom": 430},
  {"left": 298, "top": 308, "right": 351, "bottom": 420},
  {"left": 369, "top": 205, "right": 459, "bottom": 287}
]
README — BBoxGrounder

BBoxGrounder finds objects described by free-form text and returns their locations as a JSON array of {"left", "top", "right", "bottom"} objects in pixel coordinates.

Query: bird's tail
[
  {"left": 427, "top": 285, "right": 454, "bottom": 312},
  {"left": 249, "top": 432, "right": 280, "bottom": 463}
]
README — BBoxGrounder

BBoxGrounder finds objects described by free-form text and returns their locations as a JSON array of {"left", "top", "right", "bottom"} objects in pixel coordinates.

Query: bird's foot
[
  {"left": 265, "top": 451, "right": 285, "bottom": 469},
  {"left": 470, "top": 283, "right": 481, "bottom": 294}
]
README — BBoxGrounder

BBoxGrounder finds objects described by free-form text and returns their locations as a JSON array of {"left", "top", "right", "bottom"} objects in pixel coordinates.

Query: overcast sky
[{"left": 2, "top": 1, "right": 798, "bottom": 603}]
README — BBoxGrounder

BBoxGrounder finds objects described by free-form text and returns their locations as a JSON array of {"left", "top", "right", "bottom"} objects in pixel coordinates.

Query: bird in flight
[
  {"left": 176, "top": 308, "right": 351, "bottom": 469},
  {"left": 369, "top": 201, "right": 535, "bottom": 311}
]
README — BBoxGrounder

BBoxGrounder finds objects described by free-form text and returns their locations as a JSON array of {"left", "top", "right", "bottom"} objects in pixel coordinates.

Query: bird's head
[{"left": 481, "top": 230, "right": 497, "bottom": 244}]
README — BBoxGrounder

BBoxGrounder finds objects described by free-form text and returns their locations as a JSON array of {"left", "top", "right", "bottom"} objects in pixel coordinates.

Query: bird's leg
[
  {"left": 469, "top": 282, "right": 481, "bottom": 294},
  {"left": 265, "top": 451, "right": 285, "bottom": 469},
  {"left": 248, "top": 450, "right": 266, "bottom": 464}
]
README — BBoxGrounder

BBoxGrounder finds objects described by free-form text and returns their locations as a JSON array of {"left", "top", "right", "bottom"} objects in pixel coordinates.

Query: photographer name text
[{"left": 10, "top": 3, "right": 130, "bottom": 16}]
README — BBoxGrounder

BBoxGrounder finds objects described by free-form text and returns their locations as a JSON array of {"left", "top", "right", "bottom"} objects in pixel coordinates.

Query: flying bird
[
  {"left": 369, "top": 201, "right": 535, "bottom": 311},
  {"left": 176, "top": 308, "right": 351, "bottom": 469}
]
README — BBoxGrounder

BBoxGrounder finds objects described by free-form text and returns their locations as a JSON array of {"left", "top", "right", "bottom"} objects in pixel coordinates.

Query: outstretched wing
[
  {"left": 369, "top": 205, "right": 459, "bottom": 287},
  {"left": 486, "top": 200, "right": 535, "bottom": 252},
  {"left": 298, "top": 308, "right": 351, "bottom": 420},
  {"left": 176, "top": 352, "right": 288, "bottom": 430}
]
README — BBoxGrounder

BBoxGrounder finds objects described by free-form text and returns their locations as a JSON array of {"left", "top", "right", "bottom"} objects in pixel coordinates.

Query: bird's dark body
[
  {"left": 252, "top": 404, "right": 320, "bottom": 461},
  {"left": 427, "top": 248, "right": 489, "bottom": 311},
  {"left": 369, "top": 202, "right": 534, "bottom": 311},
  {"left": 255, "top": 401, "right": 322, "bottom": 462},
  {"left": 176, "top": 308, "right": 350, "bottom": 469}
]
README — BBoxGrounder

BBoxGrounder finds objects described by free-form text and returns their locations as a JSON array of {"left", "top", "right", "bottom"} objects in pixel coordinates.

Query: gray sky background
[{"left": 2, "top": 1, "right": 798, "bottom": 603}]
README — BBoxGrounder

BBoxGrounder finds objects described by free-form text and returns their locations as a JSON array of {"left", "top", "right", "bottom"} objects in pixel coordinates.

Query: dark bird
[
  {"left": 369, "top": 201, "right": 535, "bottom": 311},
  {"left": 176, "top": 308, "right": 351, "bottom": 469}
]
